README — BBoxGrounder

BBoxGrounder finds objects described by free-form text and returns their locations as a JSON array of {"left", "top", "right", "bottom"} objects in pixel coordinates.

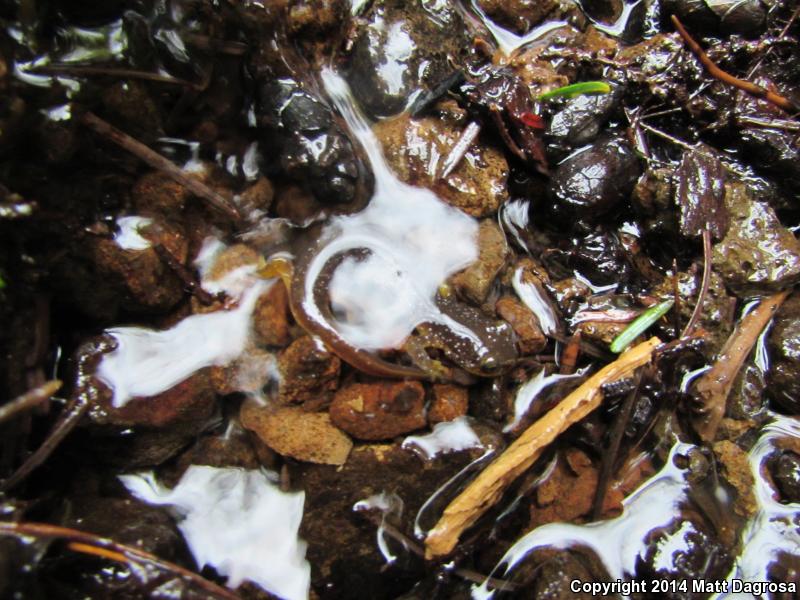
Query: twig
[
  {"left": 671, "top": 259, "right": 682, "bottom": 335},
  {"left": 27, "top": 65, "right": 200, "bottom": 89},
  {"left": 671, "top": 15, "right": 797, "bottom": 113},
  {"left": 681, "top": 228, "right": 712, "bottom": 338},
  {"left": 591, "top": 369, "right": 643, "bottom": 520},
  {"left": 1, "top": 397, "right": 89, "bottom": 490},
  {"left": 737, "top": 115, "right": 800, "bottom": 133},
  {"left": 80, "top": 112, "right": 241, "bottom": 222},
  {"left": 153, "top": 243, "right": 216, "bottom": 306},
  {"left": 692, "top": 291, "right": 789, "bottom": 442},
  {"left": 559, "top": 330, "right": 581, "bottom": 375},
  {"left": 0, "top": 521, "right": 239, "bottom": 600},
  {"left": 0, "top": 380, "right": 61, "bottom": 425},
  {"left": 439, "top": 121, "right": 481, "bottom": 179},
  {"left": 424, "top": 337, "right": 661, "bottom": 559},
  {"left": 489, "top": 106, "right": 526, "bottom": 161}
]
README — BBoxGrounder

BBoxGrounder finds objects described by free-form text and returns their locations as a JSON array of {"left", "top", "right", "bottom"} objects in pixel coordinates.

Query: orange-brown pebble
[
  {"left": 132, "top": 171, "right": 190, "bottom": 216},
  {"left": 496, "top": 296, "right": 547, "bottom": 354},
  {"left": 240, "top": 399, "right": 352, "bottom": 466},
  {"left": 329, "top": 381, "right": 426, "bottom": 440},
  {"left": 277, "top": 336, "right": 340, "bottom": 407},
  {"left": 253, "top": 282, "right": 291, "bottom": 348},
  {"left": 428, "top": 384, "right": 469, "bottom": 425}
]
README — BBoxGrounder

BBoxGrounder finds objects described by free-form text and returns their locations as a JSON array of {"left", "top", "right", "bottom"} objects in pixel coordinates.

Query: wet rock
[
  {"left": 575, "top": 319, "right": 627, "bottom": 346},
  {"left": 100, "top": 80, "right": 162, "bottom": 140},
  {"left": 739, "top": 127, "right": 800, "bottom": 199},
  {"left": 616, "top": 34, "right": 684, "bottom": 100},
  {"left": 88, "top": 369, "right": 216, "bottom": 430},
  {"left": 237, "top": 176, "right": 274, "bottom": 218},
  {"left": 653, "top": 267, "right": 735, "bottom": 356},
  {"left": 272, "top": 184, "right": 323, "bottom": 225},
  {"left": 712, "top": 183, "right": 800, "bottom": 295},
  {"left": 674, "top": 146, "right": 729, "bottom": 240},
  {"left": 563, "top": 229, "right": 634, "bottom": 287},
  {"left": 240, "top": 400, "right": 352, "bottom": 465},
  {"left": 495, "top": 296, "right": 547, "bottom": 354},
  {"left": 346, "top": 0, "right": 468, "bottom": 117},
  {"left": 330, "top": 381, "right": 426, "bottom": 440},
  {"left": 768, "top": 450, "right": 800, "bottom": 503},
  {"left": 531, "top": 448, "right": 623, "bottom": 527},
  {"left": 373, "top": 110, "right": 508, "bottom": 217},
  {"left": 713, "top": 440, "right": 757, "bottom": 519},
  {"left": 253, "top": 281, "right": 291, "bottom": 348},
  {"left": 527, "top": 551, "right": 603, "bottom": 600},
  {"left": 546, "top": 85, "right": 622, "bottom": 154},
  {"left": 173, "top": 427, "right": 264, "bottom": 474},
  {"left": 726, "top": 362, "right": 767, "bottom": 420},
  {"left": 451, "top": 220, "right": 508, "bottom": 304},
  {"left": 548, "top": 134, "right": 641, "bottom": 222},
  {"left": 636, "top": 517, "right": 733, "bottom": 594},
  {"left": 132, "top": 171, "right": 191, "bottom": 216},
  {"left": 286, "top": 0, "right": 346, "bottom": 38},
  {"left": 73, "top": 338, "right": 218, "bottom": 467},
  {"left": 581, "top": 0, "right": 623, "bottom": 25},
  {"left": 254, "top": 72, "right": 368, "bottom": 207},
  {"left": 768, "top": 294, "right": 800, "bottom": 414},
  {"left": 277, "top": 336, "right": 341, "bottom": 408},
  {"left": 662, "top": 0, "right": 766, "bottom": 36},
  {"left": 58, "top": 217, "right": 187, "bottom": 319},
  {"left": 428, "top": 384, "right": 469, "bottom": 424},
  {"left": 476, "top": 0, "right": 560, "bottom": 34},
  {"left": 209, "top": 348, "right": 276, "bottom": 396}
]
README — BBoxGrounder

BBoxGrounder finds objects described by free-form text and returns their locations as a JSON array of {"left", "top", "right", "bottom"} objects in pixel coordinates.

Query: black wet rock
[
  {"left": 255, "top": 76, "right": 368, "bottom": 207},
  {"left": 712, "top": 183, "right": 800, "bottom": 295},
  {"left": 345, "top": 0, "right": 468, "bottom": 118},
  {"left": 768, "top": 450, "right": 800, "bottom": 503},
  {"left": 476, "top": 0, "right": 562, "bottom": 35},
  {"left": 768, "top": 294, "right": 800, "bottom": 414},
  {"left": 662, "top": 0, "right": 766, "bottom": 36},
  {"left": 548, "top": 134, "right": 641, "bottom": 222},
  {"left": 739, "top": 127, "right": 800, "bottom": 200},
  {"left": 546, "top": 85, "right": 622, "bottom": 155},
  {"left": 674, "top": 147, "right": 729, "bottom": 240}
]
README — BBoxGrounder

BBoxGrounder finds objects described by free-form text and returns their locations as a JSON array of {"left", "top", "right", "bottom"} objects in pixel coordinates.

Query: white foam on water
[
  {"left": 97, "top": 282, "right": 265, "bottom": 407},
  {"left": 468, "top": 0, "right": 568, "bottom": 56},
  {"left": 720, "top": 414, "right": 800, "bottom": 597},
  {"left": 472, "top": 442, "right": 694, "bottom": 599},
  {"left": 113, "top": 216, "right": 153, "bottom": 251},
  {"left": 505, "top": 367, "right": 588, "bottom": 432},
  {"left": 309, "top": 69, "right": 479, "bottom": 351},
  {"left": 402, "top": 417, "right": 483, "bottom": 459},
  {"left": 511, "top": 266, "right": 558, "bottom": 336},
  {"left": 120, "top": 465, "right": 310, "bottom": 600},
  {"left": 353, "top": 492, "right": 405, "bottom": 564}
]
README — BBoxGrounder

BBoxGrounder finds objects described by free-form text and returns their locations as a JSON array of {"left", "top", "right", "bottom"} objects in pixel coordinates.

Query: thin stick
[
  {"left": 591, "top": 369, "right": 643, "bottom": 520},
  {"left": 692, "top": 291, "right": 789, "bottom": 442},
  {"left": 27, "top": 65, "right": 199, "bottom": 89},
  {"left": 153, "top": 243, "right": 216, "bottom": 306},
  {"left": 671, "top": 259, "right": 682, "bottom": 335},
  {"left": 738, "top": 115, "right": 800, "bottom": 133},
  {"left": 1, "top": 397, "right": 89, "bottom": 490},
  {"left": 80, "top": 112, "right": 241, "bottom": 221},
  {"left": 671, "top": 15, "right": 797, "bottom": 113},
  {"left": 0, "top": 380, "right": 61, "bottom": 425},
  {"left": 681, "top": 228, "right": 712, "bottom": 338},
  {"left": 0, "top": 521, "right": 239, "bottom": 600},
  {"left": 425, "top": 337, "right": 661, "bottom": 559}
]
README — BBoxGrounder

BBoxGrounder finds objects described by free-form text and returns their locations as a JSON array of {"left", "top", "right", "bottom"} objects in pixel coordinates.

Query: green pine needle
[
  {"left": 539, "top": 81, "right": 612, "bottom": 101},
  {"left": 610, "top": 300, "right": 674, "bottom": 354}
]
